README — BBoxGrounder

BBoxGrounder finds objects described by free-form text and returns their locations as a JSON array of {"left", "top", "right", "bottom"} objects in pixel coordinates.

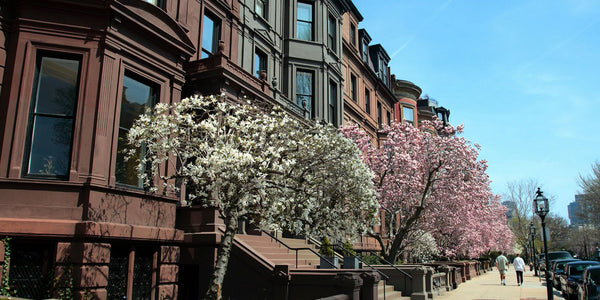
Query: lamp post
[
  {"left": 534, "top": 188, "right": 553, "bottom": 300},
  {"left": 529, "top": 222, "right": 537, "bottom": 276}
]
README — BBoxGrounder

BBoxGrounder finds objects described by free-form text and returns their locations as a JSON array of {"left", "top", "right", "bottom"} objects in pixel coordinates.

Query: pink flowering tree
[
  {"left": 128, "top": 95, "right": 379, "bottom": 300},
  {"left": 341, "top": 120, "right": 512, "bottom": 262}
]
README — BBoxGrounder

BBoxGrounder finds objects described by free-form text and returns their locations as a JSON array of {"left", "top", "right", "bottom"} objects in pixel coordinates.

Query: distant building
[
  {"left": 502, "top": 200, "right": 517, "bottom": 220},
  {"left": 569, "top": 194, "right": 586, "bottom": 226}
]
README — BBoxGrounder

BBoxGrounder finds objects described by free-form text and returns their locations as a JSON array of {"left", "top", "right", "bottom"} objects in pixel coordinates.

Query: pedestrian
[
  {"left": 495, "top": 252, "right": 509, "bottom": 285},
  {"left": 513, "top": 253, "right": 526, "bottom": 286}
]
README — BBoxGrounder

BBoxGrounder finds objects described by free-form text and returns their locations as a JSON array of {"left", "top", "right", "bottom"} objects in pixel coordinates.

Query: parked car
[
  {"left": 541, "top": 251, "right": 574, "bottom": 271},
  {"left": 578, "top": 266, "right": 600, "bottom": 300},
  {"left": 560, "top": 261, "right": 600, "bottom": 300},
  {"left": 552, "top": 259, "right": 581, "bottom": 290}
]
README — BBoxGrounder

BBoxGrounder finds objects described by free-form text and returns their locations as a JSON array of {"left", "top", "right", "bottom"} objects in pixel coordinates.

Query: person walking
[
  {"left": 513, "top": 253, "right": 526, "bottom": 286},
  {"left": 495, "top": 252, "right": 509, "bottom": 285}
]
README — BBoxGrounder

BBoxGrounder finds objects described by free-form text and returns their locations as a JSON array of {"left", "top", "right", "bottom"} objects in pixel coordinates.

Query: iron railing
[{"left": 259, "top": 230, "right": 338, "bottom": 269}]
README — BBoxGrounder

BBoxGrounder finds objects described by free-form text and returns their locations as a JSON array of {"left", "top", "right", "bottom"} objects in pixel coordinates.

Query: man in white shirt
[{"left": 513, "top": 253, "right": 526, "bottom": 286}]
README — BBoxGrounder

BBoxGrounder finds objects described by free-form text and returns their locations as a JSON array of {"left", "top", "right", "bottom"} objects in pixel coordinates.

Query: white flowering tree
[
  {"left": 127, "top": 95, "right": 379, "bottom": 300},
  {"left": 408, "top": 230, "right": 440, "bottom": 263}
]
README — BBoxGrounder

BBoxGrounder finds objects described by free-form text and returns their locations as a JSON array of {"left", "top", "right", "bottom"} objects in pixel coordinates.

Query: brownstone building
[
  {"left": 0, "top": 0, "right": 370, "bottom": 299},
  {"left": 0, "top": 0, "right": 449, "bottom": 298}
]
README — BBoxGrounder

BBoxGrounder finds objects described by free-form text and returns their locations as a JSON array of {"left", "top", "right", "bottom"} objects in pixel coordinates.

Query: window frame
[
  {"left": 328, "top": 80, "right": 337, "bottom": 125},
  {"left": 377, "top": 102, "right": 382, "bottom": 127},
  {"left": 142, "top": 0, "right": 165, "bottom": 8},
  {"left": 350, "top": 23, "right": 356, "bottom": 46},
  {"left": 362, "top": 40, "right": 369, "bottom": 63},
  {"left": 327, "top": 15, "right": 336, "bottom": 51},
  {"left": 296, "top": 1, "right": 314, "bottom": 41},
  {"left": 254, "top": 48, "right": 268, "bottom": 79},
  {"left": 350, "top": 74, "right": 357, "bottom": 102},
  {"left": 201, "top": 12, "right": 221, "bottom": 59},
  {"left": 115, "top": 71, "right": 159, "bottom": 189},
  {"left": 386, "top": 110, "right": 391, "bottom": 126},
  {"left": 22, "top": 51, "right": 82, "bottom": 180},
  {"left": 364, "top": 88, "right": 371, "bottom": 114},
  {"left": 403, "top": 106, "right": 414, "bottom": 125},
  {"left": 296, "top": 69, "right": 314, "bottom": 118},
  {"left": 255, "top": 0, "right": 268, "bottom": 20}
]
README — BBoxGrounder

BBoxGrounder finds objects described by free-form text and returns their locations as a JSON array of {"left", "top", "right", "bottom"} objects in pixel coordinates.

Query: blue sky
[{"left": 353, "top": 0, "right": 600, "bottom": 221}]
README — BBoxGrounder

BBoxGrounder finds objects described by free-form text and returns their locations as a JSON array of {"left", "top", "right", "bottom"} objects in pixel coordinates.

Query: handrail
[
  {"left": 362, "top": 249, "right": 414, "bottom": 279},
  {"left": 260, "top": 230, "right": 338, "bottom": 269}
]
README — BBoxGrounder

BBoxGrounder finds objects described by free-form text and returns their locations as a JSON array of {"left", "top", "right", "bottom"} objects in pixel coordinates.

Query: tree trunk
[{"left": 205, "top": 212, "right": 238, "bottom": 300}]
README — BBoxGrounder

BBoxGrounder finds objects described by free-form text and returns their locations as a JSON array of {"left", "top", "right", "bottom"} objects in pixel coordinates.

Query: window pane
[
  {"left": 254, "top": 51, "right": 267, "bottom": 78},
  {"left": 25, "top": 54, "right": 80, "bottom": 179},
  {"left": 329, "top": 82, "right": 337, "bottom": 124},
  {"left": 35, "top": 57, "right": 79, "bottom": 116},
  {"left": 297, "top": 3, "right": 312, "bottom": 22},
  {"left": 403, "top": 107, "right": 414, "bottom": 123},
  {"left": 116, "top": 75, "right": 156, "bottom": 187},
  {"left": 365, "top": 89, "right": 371, "bottom": 114},
  {"left": 296, "top": 71, "right": 312, "bottom": 95},
  {"left": 296, "top": 71, "right": 312, "bottom": 115},
  {"left": 297, "top": 2, "right": 312, "bottom": 41},
  {"left": 256, "top": 0, "right": 266, "bottom": 18},
  {"left": 202, "top": 15, "right": 216, "bottom": 59},
  {"left": 297, "top": 22, "right": 312, "bottom": 41},
  {"left": 27, "top": 116, "right": 73, "bottom": 176},
  {"left": 132, "top": 248, "right": 154, "bottom": 300}
]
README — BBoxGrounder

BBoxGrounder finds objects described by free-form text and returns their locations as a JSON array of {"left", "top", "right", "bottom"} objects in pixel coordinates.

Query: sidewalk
[{"left": 435, "top": 267, "right": 565, "bottom": 300}]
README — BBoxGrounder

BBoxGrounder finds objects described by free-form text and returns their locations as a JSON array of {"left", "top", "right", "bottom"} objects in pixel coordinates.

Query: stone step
[
  {"left": 235, "top": 234, "right": 319, "bottom": 269},
  {"left": 377, "top": 281, "right": 409, "bottom": 300}
]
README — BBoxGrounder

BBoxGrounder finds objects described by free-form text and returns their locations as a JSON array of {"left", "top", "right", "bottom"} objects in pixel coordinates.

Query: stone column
[
  {"left": 56, "top": 242, "right": 110, "bottom": 300},
  {"left": 410, "top": 266, "right": 427, "bottom": 300},
  {"left": 272, "top": 265, "right": 290, "bottom": 300},
  {"left": 360, "top": 271, "right": 381, "bottom": 300},
  {"left": 425, "top": 267, "right": 434, "bottom": 299},
  {"left": 333, "top": 272, "right": 363, "bottom": 299},
  {"left": 438, "top": 265, "right": 452, "bottom": 291},
  {"left": 158, "top": 246, "right": 180, "bottom": 300}
]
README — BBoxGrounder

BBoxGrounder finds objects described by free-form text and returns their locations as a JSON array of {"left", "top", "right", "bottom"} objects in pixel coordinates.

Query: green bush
[
  {"left": 319, "top": 237, "right": 334, "bottom": 256},
  {"left": 342, "top": 241, "right": 356, "bottom": 256},
  {"left": 359, "top": 254, "right": 381, "bottom": 265}
]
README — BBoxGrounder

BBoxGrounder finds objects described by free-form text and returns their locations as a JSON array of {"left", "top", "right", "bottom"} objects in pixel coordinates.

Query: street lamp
[
  {"left": 534, "top": 188, "right": 553, "bottom": 300},
  {"left": 529, "top": 222, "right": 537, "bottom": 275}
]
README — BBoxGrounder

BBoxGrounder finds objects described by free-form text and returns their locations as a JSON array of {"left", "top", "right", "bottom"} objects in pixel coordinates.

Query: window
[
  {"left": 377, "top": 102, "right": 382, "bottom": 127},
  {"left": 143, "top": 0, "right": 164, "bottom": 7},
  {"left": 350, "top": 74, "right": 357, "bottom": 102},
  {"left": 403, "top": 106, "right": 414, "bottom": 125},
  {"left": 254, "top": 49, "right": 267, "bottom": 79},
  {"left": 365, "top": 88, "right": 371, "bottom": 114},
  {"left": 201, "top": 13, "right": 221, "bottom": 59},
  {"left": 296, "top": 70, "right": 313, "bottom": 117},
  {"left": 116, "top": 73, "right": 158, "bottom": 187},
  {"left": 24, "top": 53, "right": 81, "bottom": 179},
  {"left": 9, "top": 241, "right": 55, "bottom": 299},
  {"left": 387, "top": 111, "right": 391, "bottom": 125},
  {"left": 107, "top": 246, "right": 156, "bottom": 300},
  {"left": 327, "top": 15, "right": 336, "bottom": 51},
  {"left": 329, "top": 81, "right": 337, "bottom": 125},
  {"left": 350, "top": 24, "right": 356, "bottom": 46},
  {"left": 362, "top": 41, "right": 369, "bottom": 63},
  {"left": 297, "top": 2, "right": 313, "bottom": 41},
  {"left": 256, "top": 0, "right": 267, "bottom": 19}
]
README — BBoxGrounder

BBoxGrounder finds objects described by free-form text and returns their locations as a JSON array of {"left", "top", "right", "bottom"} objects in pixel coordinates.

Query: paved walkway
[{"left": 435, "top": 267, "right": 565, "bottom": 300}]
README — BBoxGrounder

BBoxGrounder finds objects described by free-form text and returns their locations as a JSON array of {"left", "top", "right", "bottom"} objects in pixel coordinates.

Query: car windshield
[
  {"left": 556, "top": 262, "right": 568, "bottom": 271},
  {"left": 548, "top": 252, "right": 573, "bottom": 260},
  {"left": 570, "top": 263, "right": 598, "bottom": 276}
]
